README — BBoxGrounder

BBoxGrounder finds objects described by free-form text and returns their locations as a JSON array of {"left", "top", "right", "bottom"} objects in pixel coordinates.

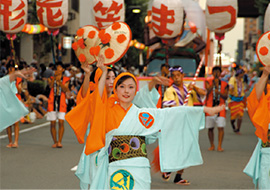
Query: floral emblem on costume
[
  {"left": 138, "top": 112, "right": 154, "bottom": 129},
  {"left": 110, "top": 169, "right": 134, "bottom": 190}
]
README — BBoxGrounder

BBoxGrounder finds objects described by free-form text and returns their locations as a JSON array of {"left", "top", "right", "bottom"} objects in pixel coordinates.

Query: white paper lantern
[
  {"left": 151, "top": 0, "right": 184, "bottom": 39},
  {"left": 0, "top": 0, "right": 28, "bottom": 34},
  {"left": 205, "top": 0, "right": 238, "bottom": 34},
  {"left": 36, "top": 0, "right": 68, "bottom": 30},
  {"left": 92, "top": 0, "right": 125, "bottom": 30},
  {"left": 182, "top": 0, "right": 206, "bottom": 40},
  {"left": 264, "top": 3, "right": 270, "bottom": 33}
]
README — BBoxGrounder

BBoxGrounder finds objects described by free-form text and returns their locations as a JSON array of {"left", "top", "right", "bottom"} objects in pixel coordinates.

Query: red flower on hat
[
  {"left": 117, "top": 34, "right": 126, "bottom": 43},
  {"left": 112, "top": 22, "right": 121, "bottom": 30},
  {"left": 88, "top": 31, "right": 96, "bottom": 39},
  {"left": 77, "top": 38, "right": 86, "bottom": 49},
  {"left": 72, "top": 42, "right": 78, "bottom": 51},
  {"left": 105, "top": 48, "right": 114, "bottom": 59},
  {"left": 98, "top": 30, "right": 111, "bottom": 45},
  {"left": 77, "top": 28, "right": 84, "bottom": 37},
  {"left": 90, "top": 46, "right": 101, "bottom": 56},
  {"left": 78, "top": 54, "right": 86, "bottom": 62}
]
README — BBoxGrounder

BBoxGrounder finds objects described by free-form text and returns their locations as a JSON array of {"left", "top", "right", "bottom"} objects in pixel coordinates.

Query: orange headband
[{"left": 113, "top": 72, "right": 137, "bottom": 95}]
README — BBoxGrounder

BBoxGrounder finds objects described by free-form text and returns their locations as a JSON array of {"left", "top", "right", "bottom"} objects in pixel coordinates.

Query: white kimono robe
[
  {"left": 0, "top": 75, "right": 28, "bottom": 132},
  {"left": 75, "top": 85, "right": 160, "bottom": 189},
  {"left": 244, "top": 132, "right": 270, "bottom": 189},
  {"left": 89, "top": 106, "right": 205, "bottom": 189}
]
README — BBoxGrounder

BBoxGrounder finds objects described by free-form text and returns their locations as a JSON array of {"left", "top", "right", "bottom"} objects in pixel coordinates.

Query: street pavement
[{"left": 1, "top": 110, "right": 257, "bottom": 189}]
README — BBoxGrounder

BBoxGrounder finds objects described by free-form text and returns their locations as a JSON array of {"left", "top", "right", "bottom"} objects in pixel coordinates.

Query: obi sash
[{"left": 109, "top": 135, "right": 147, "bottom": 163}]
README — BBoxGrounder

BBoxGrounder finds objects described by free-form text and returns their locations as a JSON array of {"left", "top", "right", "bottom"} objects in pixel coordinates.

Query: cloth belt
[
  {"left": 109, "top": 135, "right": 147, "bottom": 163},
  {"left": 262, "top": 130, "right": 270, "bottom": 148}
]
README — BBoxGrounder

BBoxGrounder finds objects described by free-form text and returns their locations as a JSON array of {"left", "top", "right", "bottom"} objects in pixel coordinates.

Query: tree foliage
[{"left": 255, "top": 0, "right": 270, "bottom": 15}]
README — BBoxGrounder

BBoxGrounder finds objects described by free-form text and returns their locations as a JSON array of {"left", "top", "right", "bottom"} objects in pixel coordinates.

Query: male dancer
[
  {"left": 47, "top": 62, "right": 70, "bottom": 148},
  {"left": 162, "top": 65, "right": 206, "bottom": 185},
  {"left": 205, "top": 66, "right": 228, "bottom": 151}
]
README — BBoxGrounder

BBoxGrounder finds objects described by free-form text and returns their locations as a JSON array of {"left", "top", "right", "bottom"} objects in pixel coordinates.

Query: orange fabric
[
  {"left": 151, "top": 146, "right": 161, "bottom": 173},
  {"left": 67, "top": 68, "right": 103, "bottom": 143},
  {"left": 76, "top": 82, "right": 95, "bottom": 105},
  {"left": 66, "top": 88, "right": 106, "bottom": 144},
  {"left": 67, "top": 72, "right": 136, "bottom": 155},
  {"left": 205, "top": 79, "right": 227, "bottom": 117},
  {"left": 15, "top": 77, "right": 22, "bottom": 100},
  {"left": 228, "top": 101, "right": 244, "bottom": 119},
  {"left": 47, "top": 76, "right": 70, "bottom": 112},
  {"left": 247, "top": 84, "right": 270, "bottom": 143},
  {"left": 84, "top": 73, "right": 136, "bottom": 155},
  {"left": 156, "top": 79, "right": 173, "bottom": 108},
  {"left": 76, "top": 68, "right": 104, "bottom": 105}
]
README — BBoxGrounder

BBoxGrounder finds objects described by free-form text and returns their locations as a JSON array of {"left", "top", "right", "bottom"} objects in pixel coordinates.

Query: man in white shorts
[
  {"left": 47, "top": 62, "right": 70, "bottom": 148},
  {"left": 205, "top": 66, "right": 228, "bottom": 152}
]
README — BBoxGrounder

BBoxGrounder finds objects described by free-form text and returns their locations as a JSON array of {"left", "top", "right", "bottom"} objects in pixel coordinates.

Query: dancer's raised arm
[
  {"left": 255, "top": 66, "right": 270, "bottom": 101},
  {"left": 80, "top": 62, "right": 92, "bottom": 98},
  {"left": 9, "top": 67, "right": 35, "bottom": 82},
  {"left": 97, "top": 55, "right": 107, "bottom": 97}
]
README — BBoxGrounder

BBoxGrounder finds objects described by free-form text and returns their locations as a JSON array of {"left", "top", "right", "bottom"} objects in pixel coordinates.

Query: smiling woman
[
  {"left": 114, "top": 74, "right": 137, "bottom": 110},
  {"left": 64, "top": 55, "right": 224, "bottom": 189}
]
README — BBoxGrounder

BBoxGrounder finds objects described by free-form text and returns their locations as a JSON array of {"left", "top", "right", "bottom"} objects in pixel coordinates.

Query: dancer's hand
[
  {"left": 10, "top": 67, "right": 36, "bottom": 82},
  {"left": 153, "top": 76, "right": 170, "bottom": 86},
  {"left": 81, "top": 62, "right": 92, "bottom": 75},
  {"left": 148, "top": 76, "right": 170, "bottom": 91},
  {"left": 262, "top": 66, "right": 270, "bottom": 77},
  {"left": 97, "top": 55, "right": 107, "bottom": 73},
  {"left": 204, "top": 104, "right": 226, "bottom": 116}
]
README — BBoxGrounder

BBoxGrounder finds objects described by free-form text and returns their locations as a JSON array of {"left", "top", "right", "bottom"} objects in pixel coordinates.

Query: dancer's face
[
  {"left": 105, "top": 70, "right": 115, "bottom": 94},
  {"left": 213, "top": 69, "right": 221, "bottom": 79},
  {"left": 115, "top": 78, "right": 136, "bottom": 105},
  {"left": 171, "top": 71, "right": 184, "bottom": 86}
]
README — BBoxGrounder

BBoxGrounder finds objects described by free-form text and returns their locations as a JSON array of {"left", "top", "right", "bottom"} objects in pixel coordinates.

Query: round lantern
[
  {"left": 182, "top": 0, "right": 206, "bottom": 40},
  {"left": 36, "top": 0, "right": 68, "bottom": 31},
  {"left": 264, "top": 3, "right": 270, "bottom": 33},
  {"left": 151, "top": 0, "right": 184, "bottom": 39},
  {"left": 205, "top": 0, "right": 238, "bottom": 35},
  {"left": 0, "top": 0, "right": 28, "bottom": 34},
  {"left": 92, "top": 0, "right": 125, "bottom": 30}
]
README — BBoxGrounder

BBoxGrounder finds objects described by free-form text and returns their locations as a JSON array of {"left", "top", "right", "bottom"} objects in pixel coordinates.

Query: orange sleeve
[
  {"left": 76, "top": 85, "right": 88, "bottom": 105},
  {"left": 65, "top": 90, "right": 94, "bottom": 144},
  {"left": 84, "top": 87, "right": 107, "bottom": 155},
  {"left": 247, "top": 87, "right": 270, "bottom": 143},
  {"left": 76, "top": 82, "right": 95, "bottom": 105}
]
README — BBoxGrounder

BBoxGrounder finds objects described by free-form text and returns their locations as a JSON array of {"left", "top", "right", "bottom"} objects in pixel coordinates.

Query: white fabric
[
  {"left": 46, "top": 111, "right": 65, "bottom": 121},
  {"left": 205, "top": 115, "right": 226, "bottom": 128},
  {"left": 0, "top": 75, "right": 28, "bottom": 132}
]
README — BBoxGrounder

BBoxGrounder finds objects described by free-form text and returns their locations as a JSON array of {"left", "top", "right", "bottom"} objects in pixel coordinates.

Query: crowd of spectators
[{"left": 0, "top": 57, "right": 147, "bottom": 125}]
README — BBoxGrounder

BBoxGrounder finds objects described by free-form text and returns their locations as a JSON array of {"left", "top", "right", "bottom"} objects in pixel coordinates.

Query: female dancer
[
  {"left": 66, "top": 58, "right": 169, "bottom": 189},
  {"left": 0, "top": 67, "right": 35, "bottom": 132},
  {"left": 244, "top": 66, "right": 270, "bottom": 189},
  {"left": 67, "top": 56, "right": 224, "bottom": 189}
]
